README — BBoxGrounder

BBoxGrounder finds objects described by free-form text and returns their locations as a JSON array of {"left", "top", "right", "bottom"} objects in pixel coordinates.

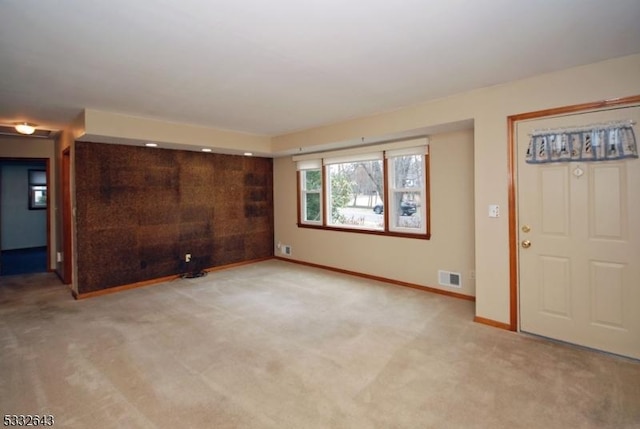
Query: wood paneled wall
[{"left": 75, "top": 142, "right": 273, "bottom": 293}]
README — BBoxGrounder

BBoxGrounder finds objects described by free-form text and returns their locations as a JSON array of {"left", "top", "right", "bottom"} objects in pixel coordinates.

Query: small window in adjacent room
[{"left": 28, "top": 169, "right": 47, "bottom": 210}]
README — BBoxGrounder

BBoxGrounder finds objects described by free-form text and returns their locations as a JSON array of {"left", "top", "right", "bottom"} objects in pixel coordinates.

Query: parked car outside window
[{"left": 372, "top": 200, "right": 417, "bottom": 216}]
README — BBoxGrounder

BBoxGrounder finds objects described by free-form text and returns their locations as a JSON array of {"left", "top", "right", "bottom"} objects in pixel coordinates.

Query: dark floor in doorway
[{"left": 1, "top": 247, "right": 47, "bottom": 276}]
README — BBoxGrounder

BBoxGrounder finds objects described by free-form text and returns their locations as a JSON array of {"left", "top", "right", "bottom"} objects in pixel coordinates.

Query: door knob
[{"left": 521, "top": 240, "right": 532, "bottom": 249}]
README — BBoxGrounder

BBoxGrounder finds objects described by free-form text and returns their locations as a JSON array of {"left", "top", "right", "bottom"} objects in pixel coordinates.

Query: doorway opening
[{"left": 0, "top": 158, "right": 50, "bottom": 276}]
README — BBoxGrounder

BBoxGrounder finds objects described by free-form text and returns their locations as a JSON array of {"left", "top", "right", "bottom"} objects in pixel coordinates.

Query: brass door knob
[{"left": 521, "top": 240, "right": 532, "bottom": 249}]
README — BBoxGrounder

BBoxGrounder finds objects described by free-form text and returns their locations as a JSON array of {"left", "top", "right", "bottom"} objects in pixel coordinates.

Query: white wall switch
[{"left": 488, "top": 204, "right": 500, "bottom": 218}]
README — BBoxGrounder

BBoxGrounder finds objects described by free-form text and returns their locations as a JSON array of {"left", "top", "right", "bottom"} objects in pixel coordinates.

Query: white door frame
[{"left": 506, "top": 94, "right": 640, "bottom": 332}]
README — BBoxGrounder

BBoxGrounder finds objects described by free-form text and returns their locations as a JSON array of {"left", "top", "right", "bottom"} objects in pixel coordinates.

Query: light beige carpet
[{"left": 1, "top": 260, "right": 639, "bottom": 428}]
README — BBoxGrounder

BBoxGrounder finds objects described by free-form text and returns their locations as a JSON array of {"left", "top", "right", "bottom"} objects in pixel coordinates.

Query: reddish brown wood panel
[{"left": 74, "top": 142, "right": 273, "bottom": 293}]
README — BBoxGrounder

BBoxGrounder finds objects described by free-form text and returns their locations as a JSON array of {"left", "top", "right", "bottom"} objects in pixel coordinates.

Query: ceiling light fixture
[{"left": 14, "top": 122, "right": 36, "bottom": 135}]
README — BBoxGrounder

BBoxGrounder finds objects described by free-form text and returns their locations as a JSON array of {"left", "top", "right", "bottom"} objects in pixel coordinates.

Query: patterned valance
[{"left": 526, "top": 120, "right": 637, "bottom": 164}]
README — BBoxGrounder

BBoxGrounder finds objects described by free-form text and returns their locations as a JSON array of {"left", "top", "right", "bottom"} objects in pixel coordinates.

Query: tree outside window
[
  {"left": 300, "top": 169, "right": 322, "bottom": 224},
  {"left": 388, "top": 153, "right": 425, "bottom": 233},
  {"left": 296, "top": 141, "right": 429, "bottom": 239},
  {"left": 326, "top": 160, "right": 384, "bottom": 230}
]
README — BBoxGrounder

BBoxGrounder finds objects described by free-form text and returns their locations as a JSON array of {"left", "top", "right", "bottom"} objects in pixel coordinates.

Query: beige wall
[
  {"left": 0, "top": 137, "right": 57, "bottom": 270},
  {"left": 272, "top": 53, "right": 640, "bottom": 324},
  {"left": 274, "top": 129, "right": 476, "bottom": 296}
]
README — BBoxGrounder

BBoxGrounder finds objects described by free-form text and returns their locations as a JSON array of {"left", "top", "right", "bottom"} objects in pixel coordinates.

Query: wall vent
[{"left": 438, "top": 270, "right": 462, "bottom": 288}]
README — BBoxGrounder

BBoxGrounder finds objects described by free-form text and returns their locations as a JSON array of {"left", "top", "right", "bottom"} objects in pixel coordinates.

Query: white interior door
[{"left": 517, "top": 105, "right": 640, "bottom": 360}]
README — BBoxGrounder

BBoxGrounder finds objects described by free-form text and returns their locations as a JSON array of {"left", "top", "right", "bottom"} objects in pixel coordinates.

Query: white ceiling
[{"left": 1, "top": 0, "right": 639, "bottom": 137}]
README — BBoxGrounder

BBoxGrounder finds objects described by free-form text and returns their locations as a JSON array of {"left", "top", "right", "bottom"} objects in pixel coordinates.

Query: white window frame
[
  {"left": 297, "top": 160, "right": 323, "bottom": 226},
  {"left": 386, "top": 147, "right": 428, "bottom": 235}
]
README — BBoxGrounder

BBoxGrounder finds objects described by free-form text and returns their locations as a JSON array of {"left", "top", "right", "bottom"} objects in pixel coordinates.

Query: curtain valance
[
  {"left": 293, "top": 137, "right": 429, "bottom": 170},
  {"left": 525, "top": 120, "right": 637, "bottom": 164}
]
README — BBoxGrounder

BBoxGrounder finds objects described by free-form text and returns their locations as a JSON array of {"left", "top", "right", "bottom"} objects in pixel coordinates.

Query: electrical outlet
[
  {"left": 185, "top": 254, "right": 191, "bottom": 262},
  {"left": 470, "top": 270, "right": 476, "bottom": 280}
]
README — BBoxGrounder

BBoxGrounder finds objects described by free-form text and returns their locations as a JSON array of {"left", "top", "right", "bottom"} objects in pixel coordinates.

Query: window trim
[
  {"left": 325, "top": 159, "right": 385, "bottom": 232},
  {"left": 298, "top": 168, "right": 323, "bottom": 226},
  {"left": 386, "top": 148, "right": 428, "bottom": 235},
  {"left": 295, "top": 139, "right": 431, "bottom": 240}
]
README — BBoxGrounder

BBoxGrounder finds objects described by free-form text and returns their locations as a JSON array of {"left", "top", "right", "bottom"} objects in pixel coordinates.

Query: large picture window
[
  {"left": 326, "top": 156, "right": 384, "bottom": 231},
  {"left": 295, "top": 139, "right": 430, "bottom": 239}
]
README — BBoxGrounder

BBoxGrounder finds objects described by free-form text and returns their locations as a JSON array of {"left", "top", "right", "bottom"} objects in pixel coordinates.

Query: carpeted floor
[
  {"left": 0, "top": 246, "right": 47, "bottom": 276},
  {"left": 0, "top": 260, "right": 638, "bottom": 428}
]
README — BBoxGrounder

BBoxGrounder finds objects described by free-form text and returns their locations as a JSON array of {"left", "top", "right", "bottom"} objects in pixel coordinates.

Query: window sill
[{"left": 297, "top": 223, "right": 430, "bottom": 240}]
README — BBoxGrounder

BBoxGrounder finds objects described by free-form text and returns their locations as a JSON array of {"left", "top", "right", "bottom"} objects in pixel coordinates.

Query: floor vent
[{"left": 438, "top": 270, "right": 462, "bottom": 288}]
